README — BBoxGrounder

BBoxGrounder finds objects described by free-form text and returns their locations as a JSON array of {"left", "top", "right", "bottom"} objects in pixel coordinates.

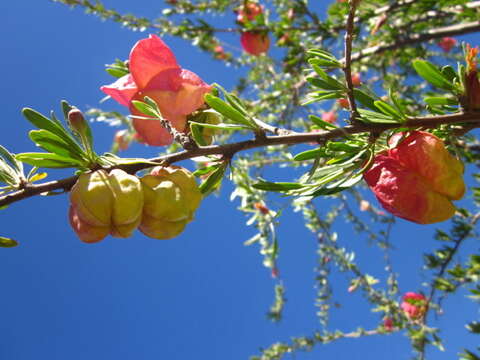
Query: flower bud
[
  {"left": 401, "top": 292, "right": 427, "bottom": 320},
  {"left": 241, "top": 32, "right": 270, "bottom": 56},
  {"left": 69, "top": 169, "right": 144, "bottom": 243},
  {"left": 114, "top": 130, "right": 130, "bottom": 151},
  {"left": 359, "top": 200, "right": 370, "bottom": 212},
  {"left": 68, "top": 108, "right": 88, "bottom": 135},
  {"left": 139, "top": 166, "right": 202, "bottom": 240},
  {"left": 364, "top": 131, "right": 465, "bottom": 224}
]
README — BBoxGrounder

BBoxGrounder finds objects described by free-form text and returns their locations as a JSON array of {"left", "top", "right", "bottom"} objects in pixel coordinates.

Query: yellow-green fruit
[
  {"left": 139, "top": 166, "right": 202, "bottom": 240},
  {"left": 203, "top": 112, "right": 222, "bottom": 142},
  {"left": 69, "top": 169, "right": 143, "bottom": 243}
]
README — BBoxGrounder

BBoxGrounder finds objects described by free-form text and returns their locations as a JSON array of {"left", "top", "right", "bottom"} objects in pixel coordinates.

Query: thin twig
[
  {"left": 343, "top": 0, "right": 360, "bottom": 122},
  {"left": 350, "top": 21, "right": 480, "bottom": 62},
  {"left": 419, "top": 212, "right": 480, "bottom": 359}
]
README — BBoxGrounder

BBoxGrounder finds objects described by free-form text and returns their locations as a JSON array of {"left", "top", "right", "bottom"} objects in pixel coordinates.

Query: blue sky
[{"left": 0, "top": 1, "right": 478, "bottom": 359}]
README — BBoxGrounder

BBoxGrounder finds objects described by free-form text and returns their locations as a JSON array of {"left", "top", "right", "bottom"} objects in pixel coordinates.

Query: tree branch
[
  {"left": 343, "top": 0, "right": 360, "bottom": 121},
  {"left": 350, "top": 20, "right": 480, "bottom": 62},
  {"left": 1, "top": 112, "right": 479, "bottom": 208}
]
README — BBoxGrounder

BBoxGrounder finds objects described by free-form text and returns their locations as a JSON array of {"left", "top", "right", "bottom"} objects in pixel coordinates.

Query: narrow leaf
[
  {"left": 199, "top": 164, "right": 226, "bottom": 195},
  {"left": 29, "top": 130, "right": 86, "bottom": 160},
  {"left": 204, "top": 94, "right": 255, "bottom": 128},
  {"left": 131, "top": 100, "right": 159, "bottom": 118},
  {"left": 252, "top": 181, "right": 305, "bottom": 192},
  {"left": 413, "top": 60, "right": 454, "bottom": 90},
  {"left": 16, "top": 153, "right": 82, "bottom": 169},
  {"left": 0, "top": 236, "right": 18, "bottom": 248}
]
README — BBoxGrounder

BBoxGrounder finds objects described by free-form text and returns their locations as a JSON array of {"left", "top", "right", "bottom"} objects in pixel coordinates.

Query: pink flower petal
[
  {"left": 100, "top": 74, "right": 138, "bottom": 107},
  {"left": 143, "top": 68, "right": 212, "bottom": 116},
  {"left": 129, "top": 34, "right": 179, "bottom": 90}
]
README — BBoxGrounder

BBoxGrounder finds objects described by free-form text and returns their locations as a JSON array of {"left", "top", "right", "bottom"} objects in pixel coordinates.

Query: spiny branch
[{"left": 1, "top": 112, "right": 479, "bottom": 208}]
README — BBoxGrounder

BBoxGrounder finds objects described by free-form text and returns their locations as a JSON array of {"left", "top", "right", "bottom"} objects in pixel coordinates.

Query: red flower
[
  {"left": 351, "top": 72, "right": 361, "bottom": 87},
  {"left": 364, "top": 131, "right": 465, "bottom": 224},
  {"left": 401, "top": 292, "right": 427, "bottom": 320},
  {"left": 254, "top": 202, "right": 270, "bottom": 215},
  {"left": 337, "top": 98, "right": 350, "bottom": 109},
  {"left": 438, "top": 37, "right": 457, "bottom": 53},
  {"left": 464, "top": 44, "right": 480, "bottom": 110},
  {"left": 321, "top": 111, "right": 337, "bottom": 124},
  {"left": 101, "top": 35, "right": 212, "bottom": 146},
  {"left": 241, "top": 32, "right": 270, "bottom": 55},
  {"left": 236, "top": 2, "right": 263, "bottom": 23},
  {"left": 383, "top": 317, "right": 394, "bottom": 331}
]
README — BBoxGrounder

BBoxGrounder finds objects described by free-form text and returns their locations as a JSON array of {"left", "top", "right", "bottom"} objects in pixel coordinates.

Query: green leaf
[
  {"left": 441, "top": 65, "right": 457, "bottom": 82},
  {"left": 466, "top": 322, "right": 480, "bottom": 334},
  {"left": 424, "top": 97, "right": 458, "bottom": 106},
  {"left": 0, "top": 236, "right": 18, "bottom": 248},
  {"left": 358, "top": 109, "right": 400, "bottom": 124},
  {"left": 389, "top": 86, "right": 406, "bottom": 116},
  {"left": 199, "top": 164, "right": 226, "bottom": 195},
  {"left": 307, "top": 49, "right": 340, "bottom": 66},
  {"left": 310, "top": 174, "right": 363, "bottom": 197},
  {"left": 189, "top": 121, "right": 250, "bottom": 131},
  {"left": 0, "top": 145, "right": 21, "bottom": 172},
  {"left": 23, "top": 108, "right": 68, "bottom": 138},
  {"left": 294, "top": 148, "right": 325, "bottom": 161},
  {"left": 29, "top": 130, "right": 86, "bottom": 161},
  {"left": 306, "top": 77, "right": 343, "bottom": 91},
  {"left": 106, "top": 68, "right": 129, "bottom": 78},
  {"left": 460, "top": 350, "right": 480, "bottom": 360},
  {"left": 302, "top": 91, "right": 343, "bottom": 105},
  {"left": 131, "top": 100, "right": 159, "bottom": 118},
  {"left": 252, "top": 181, "right": 305, "bottom": 192},
  {"left": 434, "top": 277, "right": 455, "bottom": 292},
  {"left": 213, "top": 84, "right": 248, "bottom": 116},
  {"left": 204, "top": 94, "right": 256, "bottom": 128},
  {"left": 193, "top": 164, "right": 220, "bottom": 177},
  {"left": 309, "top": 63, "right": 345, "bottom": 90},
  {"left": 353, "top": 89, "right": 377, "bottom": 110},
  {"left": 327, "top": 142, "right": 362, "bottom": 152},
  {"left": 308, "top": 57, "right": 342, "bottom": 68},
  {"left": 309, "top": 115, "right": 338, "bottom": 129},
  {"left": 22, "top": 108, "right": 84, "bottom": 155},
  {"left": 413, "top": 60, "right": 454, "bottom": 90},
  {"left": 61, "top": 100, "right": 74, "bottom": 121},
  {"left": 374, "top": 100, "right": 404, "bottom": 120},
  {"left": 190, "top": 123, "right": 208, "bottom": 146},
  {"left": 16, "top": 153, "right": 83, "bottom": 169}
]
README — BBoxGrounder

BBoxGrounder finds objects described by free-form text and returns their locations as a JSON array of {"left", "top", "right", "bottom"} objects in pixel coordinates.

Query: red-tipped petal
[
  {"left": 129, "top": 34, "right": 179, "bottom": 89},
  {"left": 69, "top": 205, "right": 109, "bottom": 243},
  {"left": 100, "top": 74, "right": 138, "bottom": 107}
]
